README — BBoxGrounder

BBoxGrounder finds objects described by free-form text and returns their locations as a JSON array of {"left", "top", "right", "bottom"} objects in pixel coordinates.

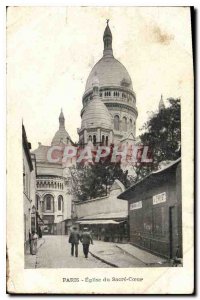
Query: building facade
[
  {"left": 23, "top": 124, "right": 37, "bottom": 252},
  {"left": 31, "top": 22, "right": 139, "bottom": 237},
  {"left": 32, "top": 110, "right": 74, "bottom": 235},
  {"left": 78, "top": 21, "right": 138, "bottom": 145},
  {"left": 118, "top": 158, "right": 182, "bottom": 259}
]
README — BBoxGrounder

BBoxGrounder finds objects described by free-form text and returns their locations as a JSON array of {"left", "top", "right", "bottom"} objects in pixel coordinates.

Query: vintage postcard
[{"left": 6, "top": 6, "right": 194, "bottom": 294}]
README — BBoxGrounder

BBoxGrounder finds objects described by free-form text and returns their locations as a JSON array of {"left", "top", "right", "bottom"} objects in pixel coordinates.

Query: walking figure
[
  {"left": 68, "top": 227, "right": 80, "bottom": 257},
  {"left": 80, "top": 227, "right": 93, "bottom": 258},
  {"left": 30, "top": 230, "right": 38, "bottom": 255}
]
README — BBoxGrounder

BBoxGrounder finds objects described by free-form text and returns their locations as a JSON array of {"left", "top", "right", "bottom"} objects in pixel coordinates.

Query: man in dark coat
[
  {"left": 80, "top": 227, "right": 93, "bottom": 258},
  {"left": 68, "top": 227, "right": 80, "bottom": 257}
]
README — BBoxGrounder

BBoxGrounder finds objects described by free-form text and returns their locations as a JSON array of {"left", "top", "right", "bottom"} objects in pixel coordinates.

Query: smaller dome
[
  {"left": 51, "top": 127, "right": 71, "bottom": 145},
  {"left": 81, "top": 97, "right": 112, "bottom": 130},
  {"left": 51, "top": 109, "right": 71, "bottom": 145}
]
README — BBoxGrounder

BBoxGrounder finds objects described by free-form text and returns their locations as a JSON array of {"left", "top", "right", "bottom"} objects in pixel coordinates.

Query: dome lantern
[
  {"left": 59, "top": 108, "right": 65, "bottom": 129},
  {"left": 103, "top": 19, "right": 113, "bottom": 57},
  {"left": 159, "top": 94, "right": 165, "bottom": 112}
]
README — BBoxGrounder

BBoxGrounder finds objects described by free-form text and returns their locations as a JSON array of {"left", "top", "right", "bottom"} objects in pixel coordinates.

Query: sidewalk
[
  {"left": 24, "top": 238, "right": 45, "bottom": 269},
  {"left": 89, "top": 240, "right": 169, "bottom": 267},
  {"left": 116, "top": 244, "right": 168, "bottom": 266},
  {"left": 89, "top": 241, "right": 145, "bottom": 267}
]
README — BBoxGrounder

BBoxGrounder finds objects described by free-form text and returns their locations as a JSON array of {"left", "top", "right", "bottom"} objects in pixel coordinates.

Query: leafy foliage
[
  {"left": 140, "top": 98, "right": 181, "bottom": 163},
  {"left": 69, "top": 160, "right": 130, "bottom": 201}
]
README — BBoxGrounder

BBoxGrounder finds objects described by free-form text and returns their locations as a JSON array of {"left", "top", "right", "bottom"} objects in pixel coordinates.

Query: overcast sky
[{"left": 7, "top": 6, "right": 193, "bottom": 150}]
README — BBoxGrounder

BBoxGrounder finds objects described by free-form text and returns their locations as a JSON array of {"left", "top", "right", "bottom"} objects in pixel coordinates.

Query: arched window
[
  {"left": 44, "top": 194, "right": 54, "bottom": 212},
  {"left": 100, "top": 92, "right": 102, "bottom": 97},
  {"left": 122, "top": 117, "right": 127, "bottom": 131},
  {"left": 114, "top": 115, "right": 120, "bottom": 131},
  {"left": 93, "top": 135, "right": 96, "bottom": 146},
  {"left": 106, "top": 136, "right": 109, "bottom": 146},
  {"left": 102, "top": 135, "right": 105, "bottom": 145},
  {"left": 58, "top": 195, "right": 63, "bottom": 211},
  {"left": 88, "top": 135, "right": 92, "bottom": 142}
]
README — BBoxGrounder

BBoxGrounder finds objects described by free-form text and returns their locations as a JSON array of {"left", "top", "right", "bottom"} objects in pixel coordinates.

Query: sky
[{"left": 7, "top": 6, "right": 193, "bottom": 150}]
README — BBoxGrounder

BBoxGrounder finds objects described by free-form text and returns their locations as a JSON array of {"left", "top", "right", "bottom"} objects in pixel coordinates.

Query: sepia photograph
[{"left": 6, "top": 5, "right": 194, "bottom": 294}]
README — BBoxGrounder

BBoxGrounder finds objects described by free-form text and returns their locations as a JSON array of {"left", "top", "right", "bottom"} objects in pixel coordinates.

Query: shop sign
[
  {"left": 153, "top": 192, "right": 166, "bottom": 205},
  {"left": 130, "top": 201, "right": 142, "bottom": 210}
]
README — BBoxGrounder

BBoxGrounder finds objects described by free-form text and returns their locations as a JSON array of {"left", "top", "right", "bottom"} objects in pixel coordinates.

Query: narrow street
[
  {"left": 25, "top": 235, "right": 168, "bottom": 269},
  {"left": 29, "top": 235, "right": 111, "bottom": 268}
]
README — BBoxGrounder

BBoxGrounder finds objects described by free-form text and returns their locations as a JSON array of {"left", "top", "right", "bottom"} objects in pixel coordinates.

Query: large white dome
[{"left": 85, "top": 56, "right": 133, "bottom": 94}]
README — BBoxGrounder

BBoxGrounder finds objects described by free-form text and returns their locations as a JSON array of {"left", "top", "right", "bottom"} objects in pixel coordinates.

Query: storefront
[
  {"left": 42, "top": 215, "right": 55, "bottom": 234},
  {"left": 118, "top": 158, "right": 182, "bottom": 259},
  {"left": 75, "top": 213, "right": 129, "bottom": 243},
  {"left": 74, "top": 179, "right": 129, "bottom": 242}
]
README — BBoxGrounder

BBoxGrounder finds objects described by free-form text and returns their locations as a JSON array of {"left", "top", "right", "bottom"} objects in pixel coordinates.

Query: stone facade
[
  {"left": 79, "top": 22, "right": 138, "bottom": 145},
  {"left": 32, "top": 111, "right": 73, "bottom": 235}
]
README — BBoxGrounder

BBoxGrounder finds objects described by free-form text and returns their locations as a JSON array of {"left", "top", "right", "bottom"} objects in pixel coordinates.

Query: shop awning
[
  {"left": 77, "top": 211, "right": 128, "bottom": 220},
  {"left": 76, "top": 220, "right": 122, "bottom": 225}
]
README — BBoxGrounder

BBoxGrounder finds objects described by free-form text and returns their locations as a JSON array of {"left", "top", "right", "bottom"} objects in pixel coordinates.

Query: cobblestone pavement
[{"left": 25, "top": 235, "right": 111, "bottom": 268}]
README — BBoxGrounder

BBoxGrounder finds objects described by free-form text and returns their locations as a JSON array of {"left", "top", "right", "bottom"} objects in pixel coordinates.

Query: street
[
  {"left": 25, "top": 235, "right": 168, "bottom": 269},
  {"left": 28, "top": 235, "right": 111, "bottom": 268}
]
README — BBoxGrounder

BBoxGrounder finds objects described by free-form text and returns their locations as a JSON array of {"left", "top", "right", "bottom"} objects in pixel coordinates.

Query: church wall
[
  {"left": 36, "top": 162, "right": 63, "bottom": 177},
  {"left": 63, "top": 193, "right": 72, "bottom": 221},
  {"left": 75, "top": 189, "right": 128, "bottom": 219}
]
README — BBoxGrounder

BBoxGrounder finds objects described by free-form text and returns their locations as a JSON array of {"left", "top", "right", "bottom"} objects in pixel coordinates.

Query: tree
[
  {"left": 69, "top": 146, "right": 130, "bottom": 201},
  {"left": 135, "top": 98, "right": 181, "bottom": 180}
]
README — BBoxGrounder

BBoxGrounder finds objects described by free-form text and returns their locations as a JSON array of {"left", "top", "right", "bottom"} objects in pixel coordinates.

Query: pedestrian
[
  {"left": 80, "top": 227, "right": 93, "bottom": 258},
  {"left": 68, "top": 226, "right": 80, "bottom": 257},
  {"left": 38, "top": 226, "right": 42, "bottom": 238},
  {"left": 30, "top": 230, "right": 38, "bottom": 255}
]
